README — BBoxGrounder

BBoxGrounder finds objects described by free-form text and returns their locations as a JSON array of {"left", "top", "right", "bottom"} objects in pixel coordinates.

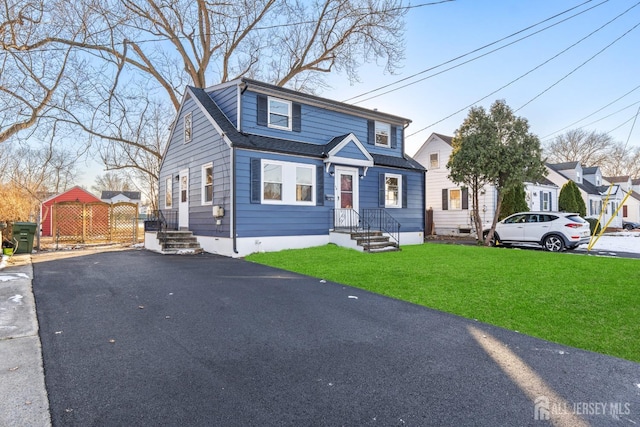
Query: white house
[
  {"left": 100, "top": 191, "right": 142, "bottom": 205},
  {"left": 414, "top": 132, "right": 558, "bottom": 237},
  {"left": 603, "top": 176, "right": 640, "bottom": 223}
]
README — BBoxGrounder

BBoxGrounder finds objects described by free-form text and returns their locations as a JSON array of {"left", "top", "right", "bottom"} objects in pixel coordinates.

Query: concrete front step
[{"left": 157, "top": 230, "right": 202, "bottom": 254}]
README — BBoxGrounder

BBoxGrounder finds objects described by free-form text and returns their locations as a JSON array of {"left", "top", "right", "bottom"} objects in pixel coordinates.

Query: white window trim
[
  {"left": 184, "top": 112, "right": 192, "bottom": 144},
  {"left": 449, "top": 188, "right": 462, "bottom": 210},
  {"left": 201, "top": 162, "right": 213, "bottom": 205},
  {"left": 268, "top": 97, "right": 292, "bottom": 131},
  {"left": 165, "top": 177, "right": 173, "bottom": 209},
  {"left": 385, "top": 173, "right": 402, "bottom": 208},
  {"left": 375, "top": 121, "right": 391, "bottom": 148},
  {"left": 429, "top": 152, "right": 440, "bottom": 169},
  {"left": 261, "top": 159, "right": 315, "bottom": 206}
]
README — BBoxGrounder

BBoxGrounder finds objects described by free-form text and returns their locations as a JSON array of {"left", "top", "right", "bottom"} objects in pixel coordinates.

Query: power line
[
  {"left": 406, "top": 2, "right": 640, "bottom": 138},
  {"left": 344, "top": 0, "right": 602, "bottom": 103},
  {"left": 540, "top": 83, "right": 640, "bottom": 139}
]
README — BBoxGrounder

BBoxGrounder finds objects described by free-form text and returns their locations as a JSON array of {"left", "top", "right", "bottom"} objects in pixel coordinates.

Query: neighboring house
[
  {"left": 101, "top": 191, "right": 141, "bottom": 205},
  {"left": 414, "top": 132, "right": 557, "bottom": 236},
  {"left": 546, "top": 163, "right": 624, "bottom": 228},
  {"left": 40, "top": 186, "right": 103, "bottom": 236},
  {"left": 154, "top": 78, "right": 425, "bottom": 257},
  {"left": 603, "top": 176, "right": 640, "bottom": 223}
]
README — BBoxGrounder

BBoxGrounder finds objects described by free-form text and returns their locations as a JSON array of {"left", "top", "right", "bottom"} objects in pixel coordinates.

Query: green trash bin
[{"left": 12, "top": 222, "right": 37, "bottom": 254}]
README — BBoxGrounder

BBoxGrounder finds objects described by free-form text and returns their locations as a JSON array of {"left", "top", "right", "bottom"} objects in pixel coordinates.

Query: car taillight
[{"left": 565, "top": 223, "right": 581, "bottom": 228}]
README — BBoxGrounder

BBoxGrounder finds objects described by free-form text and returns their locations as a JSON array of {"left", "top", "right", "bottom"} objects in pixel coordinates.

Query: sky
[
  {"left": 78, "top": 0, "right": 640, "bottom": 188},
  {"left": 323, "top": 0, "right": 640, "bottom": 157}
]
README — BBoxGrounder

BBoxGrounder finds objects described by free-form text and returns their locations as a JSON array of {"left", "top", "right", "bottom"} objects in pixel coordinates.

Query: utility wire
[
  {"left": 623, "top": 106, "right": 640, "bottom": 149},
  {"left": 541, "top": 83, "right": 640, "bottom": 139},
  {"left": 344, "top": 0, "right": 601, "bottom": 103},
  {"left": 515, "top": 20, "right": 640, "bottom": 112},
  {"left": 406, "top": 2, "right": 640, "bottom": 138}
]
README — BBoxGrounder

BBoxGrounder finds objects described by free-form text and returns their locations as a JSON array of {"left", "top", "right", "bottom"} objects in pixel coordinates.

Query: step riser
[{"left": 157, "top": 230, "right": 202, "bottom": 254}]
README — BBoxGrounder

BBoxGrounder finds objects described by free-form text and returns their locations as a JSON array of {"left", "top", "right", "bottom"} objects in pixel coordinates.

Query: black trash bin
[{"left": 12, "top": 222, "right": 37, "bottom": 254}]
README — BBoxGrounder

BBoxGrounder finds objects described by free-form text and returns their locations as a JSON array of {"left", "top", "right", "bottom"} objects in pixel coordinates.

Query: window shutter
[
  {"left": 390, "top": 126, "right": 397, "bottom": 149},
  {"left": 257, "top": 95, "right": 268, "bottom": 126},
  {"left": 379, "top": 173, "right": 385, "bottom": 207},
  {"left": 442, "top": 189, "right": 448, "bottom": 210},
  {"left": 368, "top": 120, "right": 375, "bottom": 145},
  {"left": 402, "top": 174, "right": 408, "bottom": 208},
  {"left": 461, "top": 187, "right": 469, "bottom": 210},
  {"left": 539, "top": 192, "right": 543, "bottom": 210},
  {"left": 292, "top": 103, "right": 301, "bottom": 132},
  {"left": 250, "top": 158, "right": 261, "bottom": 203},
  {"left": 316, "top": 166, "right": 324, "bottom": 206}
]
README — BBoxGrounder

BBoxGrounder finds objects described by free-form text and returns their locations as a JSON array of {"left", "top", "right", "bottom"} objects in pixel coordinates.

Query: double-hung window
[
  {"left": 385, "top": 173, "right": 401, "bottom": 208},
  {"left": 429, "top": 152, "right": 439, "bottom": 169},
  {"left": 165, "top": 178, "right": 173, "bottom": 208},
  {"left": 201, "top": 163, "right": 213, "bottom": 205},
  {"left": 262, "top": 160, "right": 315, "bottom": 205},
  {"left": 449, "top": 189, "right": 462, "bottom": 210},
  {"left": 375, "top": 121, "right": 391, "bottom": 147},
  {"left": 268, "top": 98, "right": 292, "bottom": 130}
]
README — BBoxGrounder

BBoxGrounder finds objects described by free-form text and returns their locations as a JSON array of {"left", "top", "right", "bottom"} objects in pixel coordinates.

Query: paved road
[{"left": 32, "top": 250, "right": 639, "bottom": 426}]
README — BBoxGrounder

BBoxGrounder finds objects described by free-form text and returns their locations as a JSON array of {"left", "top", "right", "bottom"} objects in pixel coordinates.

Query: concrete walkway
[{"left": 0, "top": 254, "right": 50, "bottom": 427}]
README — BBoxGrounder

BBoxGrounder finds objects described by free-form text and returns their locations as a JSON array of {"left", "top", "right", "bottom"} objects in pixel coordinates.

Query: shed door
[{"left": 179, "top": 169, "right": 189, "bottom": 229}]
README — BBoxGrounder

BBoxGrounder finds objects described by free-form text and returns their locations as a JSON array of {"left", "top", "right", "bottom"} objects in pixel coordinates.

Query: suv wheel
[
  {"left": 624, "top": 224, "right": 633, "bottom": 231},
  {"left": 543, "top": 235, "right": 564, "bottom": 252}
]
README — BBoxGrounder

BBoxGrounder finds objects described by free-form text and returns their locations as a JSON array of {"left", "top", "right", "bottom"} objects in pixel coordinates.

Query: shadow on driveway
[{"left": 32, "top": 250, "right": 639, "bottom": 426}]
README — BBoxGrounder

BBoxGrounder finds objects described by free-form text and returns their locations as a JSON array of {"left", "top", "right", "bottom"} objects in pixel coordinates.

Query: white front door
[
  {"left": 334, "top": 167, "right": 359, "bottom": 229},
  {"left": 179, "top": 169, "right": 189, "bottom": 229}
]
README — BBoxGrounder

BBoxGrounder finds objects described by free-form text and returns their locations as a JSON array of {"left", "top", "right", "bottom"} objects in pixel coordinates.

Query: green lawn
[{"left": 247, "top": 243, "right": 640, "bottom": 362}]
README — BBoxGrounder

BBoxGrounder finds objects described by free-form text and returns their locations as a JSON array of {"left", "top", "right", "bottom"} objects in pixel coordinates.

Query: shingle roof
[
  {"left": 101, "top": 191, "right": 141, "bottom": 200},
  {"left": 603, "top": 175, "right": 630, "bottom": 183},
  {"left": 433, "top": 133, "right": 453, "bottom": 145},
  {"left": 582, "top": 166, "right": 599, "bottom": 174},
  {"left": 189, "top": 86, "right": 425, "bottom": 172},
  {"left": 548, "top": 161, "right": 579, "bottom": 171}
]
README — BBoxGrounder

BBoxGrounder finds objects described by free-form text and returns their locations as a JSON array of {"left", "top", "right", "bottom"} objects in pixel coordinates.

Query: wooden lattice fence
[{"left": 53, "top": 201, "right": 139, "bottom": 243}]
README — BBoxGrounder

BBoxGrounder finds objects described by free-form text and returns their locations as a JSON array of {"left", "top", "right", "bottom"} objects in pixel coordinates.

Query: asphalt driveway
[{"left": 32, "top": 250, "right": 639, "bottom": 426}]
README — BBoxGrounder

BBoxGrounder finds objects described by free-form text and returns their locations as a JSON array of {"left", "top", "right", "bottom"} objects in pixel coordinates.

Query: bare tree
[
  {"left": 545, "top": 129, "right": 640, "bottom": 178},
  {"left": 2, "top": 0, "right": 408, "bottom": 204},
  {"left": 91, "top": 172, "right": 132, "bottom": 194},
  {"left": 545, "top": 129, "right": 615, "bottom": 167},
  {"left": 0, "top": 140, "right": 80, "bottom": 221}
]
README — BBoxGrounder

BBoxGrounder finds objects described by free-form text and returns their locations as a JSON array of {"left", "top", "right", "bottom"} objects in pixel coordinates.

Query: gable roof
[
  {"left": 582, "top": 166, "right": 600, "bottom": 175},
  {"left": 101, "top": 191, "right": 141, "bottom": 200},
  {"left": 41, "top": 186, "right": 101, "bottom": 204},
  {"left": 433, "top": 133, "right": 453, "bottom": 145},
  {"left": 603, "top": 175, "right": 630, "bottom": 183},
  {"left": 188, "top": 86, "right": 424, "bottom": 172},
  {"left": 632, "top": 178, "right": 640, "bottom": 185},
  {"left": 548, "top": 161, "right": 579, "bottom": 171}
]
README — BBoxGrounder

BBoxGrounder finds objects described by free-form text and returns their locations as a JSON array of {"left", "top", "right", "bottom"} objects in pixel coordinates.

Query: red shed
[{"left": 40, "top": 186, "right": 102, "bottom": 237}]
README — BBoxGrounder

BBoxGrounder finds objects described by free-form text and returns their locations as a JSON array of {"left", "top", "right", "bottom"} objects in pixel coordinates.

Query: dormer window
[
  {"left": 375, "top": 121, "right": 390, "bottom": 147},
  {"left": 268, "top": 97, "right": 292, "bottom": 130}
]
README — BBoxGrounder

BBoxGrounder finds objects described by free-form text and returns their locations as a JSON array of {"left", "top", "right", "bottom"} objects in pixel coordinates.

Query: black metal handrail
[
  {"left": 331, "top": 208, "right": 372, "bottom": 249},
  {"left": 362, "top": 208, "right": 400, "bottom": 247}
]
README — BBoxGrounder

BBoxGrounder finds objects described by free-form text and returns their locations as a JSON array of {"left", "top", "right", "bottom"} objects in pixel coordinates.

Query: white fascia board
[{"left": 326, "top": 133, "right": 374, "bottom": 163}]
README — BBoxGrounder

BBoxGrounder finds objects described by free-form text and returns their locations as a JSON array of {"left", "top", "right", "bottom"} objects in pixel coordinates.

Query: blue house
[{"left": 151, "top": 78, "right": 425, "bottom": 256}]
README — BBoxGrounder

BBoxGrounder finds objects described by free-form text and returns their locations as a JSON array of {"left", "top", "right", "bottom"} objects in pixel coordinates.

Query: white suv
[{"left": 483, "top": 212, "right": 591, "bottom": 252}]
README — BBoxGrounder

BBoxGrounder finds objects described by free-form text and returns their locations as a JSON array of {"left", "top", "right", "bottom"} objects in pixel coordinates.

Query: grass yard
[{"left": 247, "top": 243, "right": 640, "bottom": 363}]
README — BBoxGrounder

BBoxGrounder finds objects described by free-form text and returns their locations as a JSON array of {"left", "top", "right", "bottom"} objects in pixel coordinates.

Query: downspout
[{"left": 232, "top": 145, "right": 238, "bottom": 254}]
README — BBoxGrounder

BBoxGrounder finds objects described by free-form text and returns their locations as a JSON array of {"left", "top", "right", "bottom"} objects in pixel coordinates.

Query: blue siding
[
  {"left": 159, "top": 94, "right": 232, "bottom": 237},
  {"left": 235, "top": 148, "right": 423, "bottom": 237},
  {"left": 359, "top": 167, "right": 424, "bottom": 233},
  {"left": 235, "top": 149, "right": 331, "bottom": 237},
  {"left": 334, "top": 140, "right": 370, "bottom": 161},
  {"left": 208, "top": 85, "right": 238, "bottom": 127},
  {"left": 240, "top": 90, "right": 404, "bottom": 158}
]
